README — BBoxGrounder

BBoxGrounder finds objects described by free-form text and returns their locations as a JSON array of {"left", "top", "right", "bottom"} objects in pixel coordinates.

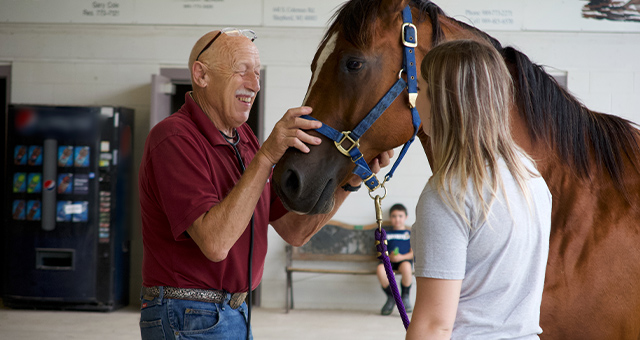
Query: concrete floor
[{"left": 0, "top": 305, "right": 409, "bottom": 339}]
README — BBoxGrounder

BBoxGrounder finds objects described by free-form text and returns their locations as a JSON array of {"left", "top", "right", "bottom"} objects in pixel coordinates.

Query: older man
[{"left": 138, "top": 29, "right": 390, "bottom": 339}]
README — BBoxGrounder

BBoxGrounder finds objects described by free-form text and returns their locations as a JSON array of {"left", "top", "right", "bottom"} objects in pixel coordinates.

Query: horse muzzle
[{"left": 273, "top": 144, "right": 350, "bottom": 215}]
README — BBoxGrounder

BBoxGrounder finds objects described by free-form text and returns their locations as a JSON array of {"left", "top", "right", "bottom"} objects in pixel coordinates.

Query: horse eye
[{"left": 346, "top": 60, "right": 363, "bottom": 72}]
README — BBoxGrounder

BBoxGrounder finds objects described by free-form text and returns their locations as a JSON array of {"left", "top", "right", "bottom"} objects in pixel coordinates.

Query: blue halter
[{"left": 302, "top": 6, "right": 421, "bottom": 191}]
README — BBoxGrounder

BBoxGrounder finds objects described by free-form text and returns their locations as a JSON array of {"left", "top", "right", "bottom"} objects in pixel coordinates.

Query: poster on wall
[
  {"left": 521, "top": 0, "right": 640, "bottom": 32},
  {"left": 263, "top": 0, "right": 346, "bottom": 27},
  {"left": 583, "top": 0, "right": 640, "bottom": 22}
]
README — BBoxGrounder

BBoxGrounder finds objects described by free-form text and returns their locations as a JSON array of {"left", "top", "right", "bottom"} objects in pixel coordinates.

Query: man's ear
[{"left": 191, "top": 61, "right": 209, "bottom": 88}]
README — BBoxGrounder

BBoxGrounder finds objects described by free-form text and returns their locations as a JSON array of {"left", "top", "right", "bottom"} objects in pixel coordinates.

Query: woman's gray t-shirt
[{"left": 412, "top": 157, "right": 552, "bottom": 339}]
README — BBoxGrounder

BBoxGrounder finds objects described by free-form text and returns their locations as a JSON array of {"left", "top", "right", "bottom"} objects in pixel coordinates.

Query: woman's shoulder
[{"left": 419, "top": 178, "right": 470, "bottom": 214}]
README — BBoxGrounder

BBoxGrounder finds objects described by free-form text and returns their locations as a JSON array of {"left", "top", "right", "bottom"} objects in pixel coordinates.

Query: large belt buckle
[{"left": 229, "top": 292, "right": 248, "bottom": 309}]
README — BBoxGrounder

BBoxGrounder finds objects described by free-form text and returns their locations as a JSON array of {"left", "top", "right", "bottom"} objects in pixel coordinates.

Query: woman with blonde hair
[{"left": 406, "top": 40, "right": 552, "bottom": 339}]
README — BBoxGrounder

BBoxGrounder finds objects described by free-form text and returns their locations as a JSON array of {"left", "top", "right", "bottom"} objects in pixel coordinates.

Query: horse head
[{"left": 273, "top": 0, "right": 422, "bottom": 214}]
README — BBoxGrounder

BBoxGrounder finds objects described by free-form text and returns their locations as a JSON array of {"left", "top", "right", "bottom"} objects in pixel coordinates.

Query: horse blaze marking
[{"left": 303, "top": 32, "right": 338, "bottom": 105}]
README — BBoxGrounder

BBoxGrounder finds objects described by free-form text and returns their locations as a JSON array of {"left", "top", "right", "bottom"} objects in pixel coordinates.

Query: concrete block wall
[{"left": 1, "top": 21, "right": 639, "bottom": 312}]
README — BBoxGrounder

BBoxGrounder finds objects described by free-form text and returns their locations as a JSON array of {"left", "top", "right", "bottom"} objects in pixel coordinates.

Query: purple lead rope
[{"left": 375, "top": 227, "right": 411, "bottom": 329}]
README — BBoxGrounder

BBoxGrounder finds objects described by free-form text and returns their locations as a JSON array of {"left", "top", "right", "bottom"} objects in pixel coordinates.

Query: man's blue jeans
[{"left": 140, "top": 287, "right": 252, "bottom": 339}]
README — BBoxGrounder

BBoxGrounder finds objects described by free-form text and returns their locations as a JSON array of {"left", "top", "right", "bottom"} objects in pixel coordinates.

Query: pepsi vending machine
[{"left": 3, "top": 105, "right": 133, "bottom": 311}]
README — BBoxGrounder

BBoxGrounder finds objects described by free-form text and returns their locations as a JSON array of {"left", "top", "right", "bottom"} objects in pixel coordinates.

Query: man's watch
[{"left": 341, "top": 183, "right": 362, "bottom": 192}]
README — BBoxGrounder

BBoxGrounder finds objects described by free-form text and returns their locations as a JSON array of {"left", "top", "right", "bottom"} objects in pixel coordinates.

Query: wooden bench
[{"left": 285, "top": 220, "right": 395, "bottom": 312}]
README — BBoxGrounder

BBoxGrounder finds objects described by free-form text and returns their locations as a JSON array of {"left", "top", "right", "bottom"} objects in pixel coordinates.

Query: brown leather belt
[{"left": 142, "top": 286, "right": 248, "bottom": 309}]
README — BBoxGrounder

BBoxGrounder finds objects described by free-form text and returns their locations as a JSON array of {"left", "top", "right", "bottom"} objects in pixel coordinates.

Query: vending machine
[{"left": 3, "top": 105, "right": 133, "bottom": 311}]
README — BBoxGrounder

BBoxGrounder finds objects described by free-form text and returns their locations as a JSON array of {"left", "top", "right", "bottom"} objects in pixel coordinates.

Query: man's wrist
[{"left": 255, "top": 149, "right": 277, "bottom": 168}]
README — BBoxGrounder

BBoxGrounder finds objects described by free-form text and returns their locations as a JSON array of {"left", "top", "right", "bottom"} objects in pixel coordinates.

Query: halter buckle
[
  {"left": 334, "top": 131, "right": 360, "bottom": 157},
  {"left": 401, "top": 23, "right": 418, "bottom": 48}
]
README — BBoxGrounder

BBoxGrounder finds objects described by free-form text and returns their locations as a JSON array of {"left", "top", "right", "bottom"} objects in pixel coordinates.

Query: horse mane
[
  {"left": 502, "top": 48, "right": 640, "bottom": 186},
  {"left": 326, "top": 0, "right": 640, "bottom": 191},
  {"left": 323, "top": 0, "right": 379, "bottom": 48}
]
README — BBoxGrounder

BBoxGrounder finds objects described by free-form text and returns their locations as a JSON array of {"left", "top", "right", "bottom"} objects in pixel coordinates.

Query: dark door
[
  {"left": 0, "top": 65, "right": 11, "bottom": 299},
  {"left": 150, "top": 69, "right": 264, "bottom": 142}
]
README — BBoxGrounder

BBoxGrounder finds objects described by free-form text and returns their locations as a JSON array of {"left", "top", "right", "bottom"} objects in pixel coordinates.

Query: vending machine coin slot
[{"left": 36, "top": 248, "right": 74, "bottom": 270}]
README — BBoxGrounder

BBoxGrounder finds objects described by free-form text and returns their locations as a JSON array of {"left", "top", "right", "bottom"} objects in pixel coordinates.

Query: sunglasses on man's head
[{"left": 195, "top": 27, "right": 257, "bottom": 62}]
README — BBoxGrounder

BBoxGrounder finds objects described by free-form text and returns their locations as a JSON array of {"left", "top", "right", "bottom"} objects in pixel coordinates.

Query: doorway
[{"left": 150, "top": 68, "right": 265, "bottom": 143}]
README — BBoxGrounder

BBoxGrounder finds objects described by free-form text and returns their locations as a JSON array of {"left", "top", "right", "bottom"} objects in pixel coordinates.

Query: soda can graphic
[
  {"left": 14, "top": 145, "right": 27, "bottom": 165},
  {"left": 26, "top": 200, "right": 41, "bottom": 221},
  {"left": 27, "top": 173, "right": 42, "bottom": 193},
  {"left": 74, "top": 146, "right": 90, "bottom": 167},
  {"left": 12, "top": 200, "right": 26, "bottom": 220},
  {"left": 13, "top": 173, "right": 27, "bottom": 193},
  {"left": 58, "top": 146, "right": 74, "bottom": 167},
  {"left": 28, "top": 146, "right": 43, "bottom": 166},
  {"left": 57, "top": 174, "right": 73, "bottom": 194}
]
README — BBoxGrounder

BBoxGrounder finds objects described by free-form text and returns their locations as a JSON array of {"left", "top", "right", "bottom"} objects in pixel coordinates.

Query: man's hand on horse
[{"left": 259, "top": 106, "right": 322, "bottom": 165}]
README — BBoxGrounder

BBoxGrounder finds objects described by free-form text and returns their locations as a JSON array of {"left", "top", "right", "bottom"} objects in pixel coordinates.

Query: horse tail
[{"left": 502, "top": 46, "right": 640, "bottom": 195}]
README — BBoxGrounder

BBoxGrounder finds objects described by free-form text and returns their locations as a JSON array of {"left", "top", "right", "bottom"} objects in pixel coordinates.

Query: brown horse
[{"left": 272, "top": 0, "right": 640, "bottom": 338}]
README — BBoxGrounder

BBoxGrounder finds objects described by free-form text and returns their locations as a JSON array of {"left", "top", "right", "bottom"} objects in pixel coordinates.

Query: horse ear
[{"left": 379, "top": 0, "right": 411, "bottom": 16}]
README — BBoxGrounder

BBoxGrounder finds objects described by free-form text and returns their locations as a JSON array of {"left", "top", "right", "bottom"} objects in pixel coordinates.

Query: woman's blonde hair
[{"left": 420, "top": 39, "right": 536, "bottom": 225}]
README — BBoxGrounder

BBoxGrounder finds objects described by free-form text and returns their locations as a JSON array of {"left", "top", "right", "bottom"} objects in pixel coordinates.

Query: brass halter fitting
[
  {"left": 334, "top": 131, "right": 360, "bottom": 157},
  {"left": 370, "top": 182, "right": 388, "bottom": 232}
]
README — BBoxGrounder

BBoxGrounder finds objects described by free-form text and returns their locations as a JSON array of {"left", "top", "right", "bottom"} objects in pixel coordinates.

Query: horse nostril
[{"left": 283, "top": 169, "right": 301, "bottom": 197}]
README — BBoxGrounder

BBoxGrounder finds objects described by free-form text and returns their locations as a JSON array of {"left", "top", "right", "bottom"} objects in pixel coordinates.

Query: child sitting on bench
[{"left": 377, "top": 203, "right": 413, "bottom": 315}]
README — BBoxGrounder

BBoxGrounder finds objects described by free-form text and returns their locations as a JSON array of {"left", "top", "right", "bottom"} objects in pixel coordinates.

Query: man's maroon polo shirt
[{"left": 139, "top": 93, "right": 288, "bottom": 293}]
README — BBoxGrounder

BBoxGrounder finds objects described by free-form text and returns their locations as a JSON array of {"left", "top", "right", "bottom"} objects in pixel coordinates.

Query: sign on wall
[
  {"left": 262, "top": 0, "right": 346, "bottom": 28},
  {"left": 136, "top": 0, "right": 262, "bottom": 26},
  {"left": 437, "top": 0, "right": 640, "bottom": 32},
  {"left": 1, "top": 0, "right": 131, "bottom": 24},
  {"left": 436, "top": 0, "right": 523, "bottom": 31},
  {"left": 0, "top": 0, "right": 262, "bottom": 26}
]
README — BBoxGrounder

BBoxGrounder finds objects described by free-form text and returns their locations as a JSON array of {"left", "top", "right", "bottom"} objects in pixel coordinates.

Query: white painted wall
[{"left": 1, "top": 15, "right": 639, "bottom": 312}]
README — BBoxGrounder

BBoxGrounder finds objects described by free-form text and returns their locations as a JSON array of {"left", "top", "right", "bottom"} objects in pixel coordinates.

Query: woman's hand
[{"left": 346, "top": 149, "right": 395, "bottom": 187}]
